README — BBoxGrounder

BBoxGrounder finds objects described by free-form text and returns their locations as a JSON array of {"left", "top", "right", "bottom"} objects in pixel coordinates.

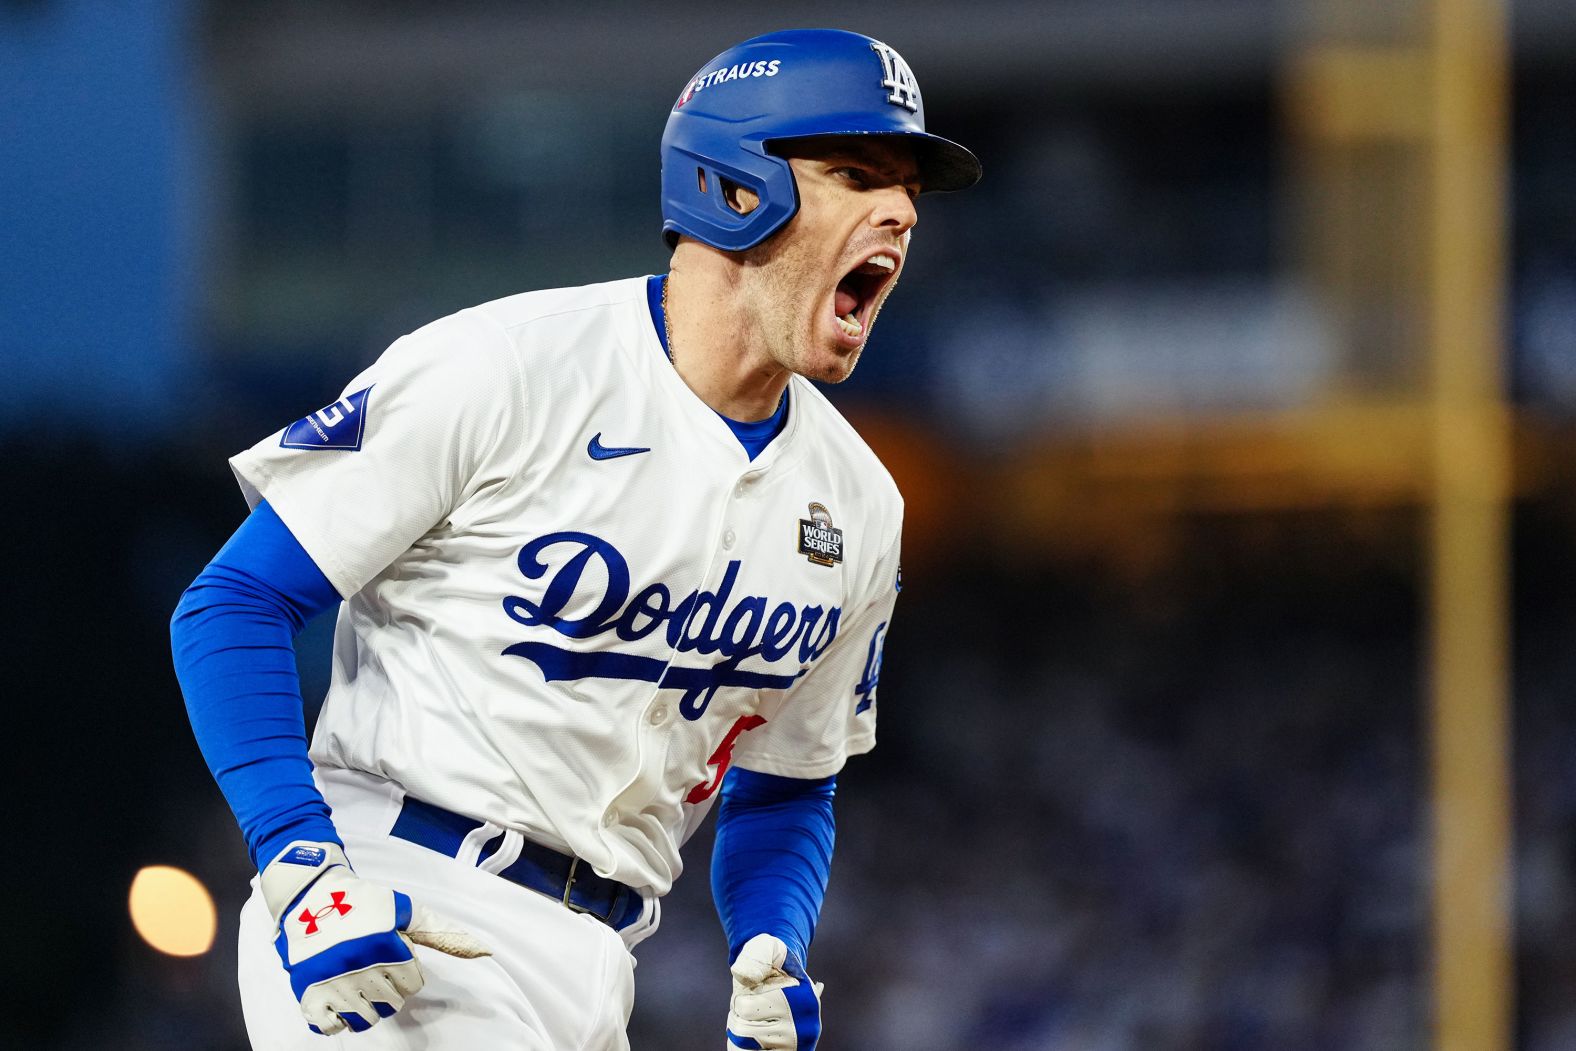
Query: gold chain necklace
[{"left": 660, "top": 277, "right": 674, "bottom": 364}]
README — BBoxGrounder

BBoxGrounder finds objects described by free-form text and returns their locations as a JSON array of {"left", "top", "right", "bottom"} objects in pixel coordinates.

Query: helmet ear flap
[{"left": 661, "top": 146, "right": 799, "bottom": 251}]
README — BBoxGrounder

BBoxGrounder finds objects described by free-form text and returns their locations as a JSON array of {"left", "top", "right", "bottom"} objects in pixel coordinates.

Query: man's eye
[{"left": 834, "top": 167, "right": 869, "bottom": 186}]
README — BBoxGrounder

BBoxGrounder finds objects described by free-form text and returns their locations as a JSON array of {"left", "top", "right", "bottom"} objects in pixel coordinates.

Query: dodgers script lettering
[{"left": 501, "top": 532, "right": 842, "bottom": 719}]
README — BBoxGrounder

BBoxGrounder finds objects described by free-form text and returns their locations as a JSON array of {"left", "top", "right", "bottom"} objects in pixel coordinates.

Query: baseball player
[{"left": 171, "top": 28, "right": 978, "bottom": 1050}]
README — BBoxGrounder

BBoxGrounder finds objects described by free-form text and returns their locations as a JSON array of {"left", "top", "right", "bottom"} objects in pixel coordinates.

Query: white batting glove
[
  {"left": 724, "top": 933, "right": 823, "bottom": 1050},
  {"left": 261, "top": 841, "right": 490, "bottom": 1036}
]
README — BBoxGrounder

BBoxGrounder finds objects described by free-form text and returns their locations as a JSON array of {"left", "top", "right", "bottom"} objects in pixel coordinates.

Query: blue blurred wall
[{"left": 1, "top": 0, "right": 200, "bottom": 434}]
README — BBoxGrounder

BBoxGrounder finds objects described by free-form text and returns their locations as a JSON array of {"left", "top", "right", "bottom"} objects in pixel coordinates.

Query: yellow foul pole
[{"left": 1425, "top": 0, "right": 1511, "bottom": 1048}]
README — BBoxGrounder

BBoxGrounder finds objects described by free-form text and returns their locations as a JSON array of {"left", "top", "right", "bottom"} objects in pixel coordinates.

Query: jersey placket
[{"left": 596, "top": 449, "right": 767, "bottom": 838}]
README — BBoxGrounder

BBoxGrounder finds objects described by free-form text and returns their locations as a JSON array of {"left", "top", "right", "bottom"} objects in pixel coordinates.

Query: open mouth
[{"left": 832, "top": 251, "right": 900, "bottom": 343}]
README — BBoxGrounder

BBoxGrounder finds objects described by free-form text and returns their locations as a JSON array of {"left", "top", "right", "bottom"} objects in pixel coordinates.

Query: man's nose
[{"left": 869, "top": 185, "right": 918, "bottom": 235}]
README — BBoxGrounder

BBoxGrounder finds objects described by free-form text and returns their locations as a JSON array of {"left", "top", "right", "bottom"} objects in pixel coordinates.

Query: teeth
[
  {"left": 854, "top": 255, "right": 898, "bottom": 276},
  {"left": 836, "top": 313, "right": 864, "bottom": 337}
]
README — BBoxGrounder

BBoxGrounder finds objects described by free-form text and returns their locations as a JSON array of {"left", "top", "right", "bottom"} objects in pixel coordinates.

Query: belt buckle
[{"left": 560, "top": 857, "right": 618, "bottom": 924}]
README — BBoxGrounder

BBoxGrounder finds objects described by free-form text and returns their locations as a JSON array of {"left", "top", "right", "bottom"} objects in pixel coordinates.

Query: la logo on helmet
[{"left": 869, "top": 41, "right": 921, "bottom": 112}]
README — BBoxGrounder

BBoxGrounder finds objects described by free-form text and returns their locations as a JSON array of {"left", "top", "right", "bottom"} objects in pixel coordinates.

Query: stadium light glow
[{"left": 129, "top": 865, "right": 217, "bottom": 957}]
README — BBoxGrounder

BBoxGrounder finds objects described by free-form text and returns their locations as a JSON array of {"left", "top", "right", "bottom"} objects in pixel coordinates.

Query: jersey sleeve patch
[{"left": 280, "top": 387, "right": 372, "bottom": 451}]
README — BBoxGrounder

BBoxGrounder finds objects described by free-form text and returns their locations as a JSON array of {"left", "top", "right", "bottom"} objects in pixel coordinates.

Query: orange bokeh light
[{"left": 128, "top": 865, "right": 217, "bottom": 957}]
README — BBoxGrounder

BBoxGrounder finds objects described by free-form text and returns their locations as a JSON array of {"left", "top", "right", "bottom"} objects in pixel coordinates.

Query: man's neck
[{"left": 664, "top": 251, "right": 791, "bottom": 423}]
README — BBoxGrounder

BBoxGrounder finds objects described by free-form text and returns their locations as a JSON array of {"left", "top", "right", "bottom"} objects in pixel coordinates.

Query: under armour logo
[
  {"left": 298, "top": 891, "right": 353, "bottom": 935},
  {"left": 869, "top": 41, "right": 921, "bottom": 112}
]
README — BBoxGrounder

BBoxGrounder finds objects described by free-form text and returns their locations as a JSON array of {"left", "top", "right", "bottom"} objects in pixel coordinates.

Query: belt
[{"left": 389, "top": 795, "right": 642, "bottom": 932}]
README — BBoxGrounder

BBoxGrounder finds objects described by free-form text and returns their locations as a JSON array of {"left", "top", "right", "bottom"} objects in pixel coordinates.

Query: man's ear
[{"left": 721, "top": 177, "right": 761, "bottom": 216}]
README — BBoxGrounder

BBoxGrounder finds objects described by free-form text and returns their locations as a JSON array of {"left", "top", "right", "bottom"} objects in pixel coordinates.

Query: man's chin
[{"left": 795, "top": 343, "right": 862, "bottom": 384}]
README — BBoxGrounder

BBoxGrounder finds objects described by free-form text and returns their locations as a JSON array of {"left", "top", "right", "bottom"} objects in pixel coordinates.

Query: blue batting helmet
[{"left": 660, "top": 29, "right": 982, "bottom": 252}]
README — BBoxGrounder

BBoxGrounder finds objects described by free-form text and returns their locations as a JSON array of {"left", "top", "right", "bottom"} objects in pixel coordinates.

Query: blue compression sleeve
[
  {"left": 171, "top": 500, "right": 343, "bottom": 869},
  {"left": 711, "top": 768, "right": 837, "bottom": 967}
]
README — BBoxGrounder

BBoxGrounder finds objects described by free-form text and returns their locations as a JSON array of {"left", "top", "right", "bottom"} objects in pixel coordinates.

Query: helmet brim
[{"left": 766, "top": 130, "right": 982, "bottom": 194}]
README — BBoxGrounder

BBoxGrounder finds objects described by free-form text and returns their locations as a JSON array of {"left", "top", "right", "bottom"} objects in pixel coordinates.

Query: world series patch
[
  {"left": 797, "top": 502, "right": 843, "bottom": 567},
  {"left": 281, "top": 387, "right": 372, "bottom": 451}
]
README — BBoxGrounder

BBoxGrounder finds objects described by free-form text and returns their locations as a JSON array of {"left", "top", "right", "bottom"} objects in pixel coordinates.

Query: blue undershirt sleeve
[
  {"left": 711, "top": 767, "right": 837, "bottom": 967},
  {"left": 170, "top": 500, "right": 344, "bottom": 870}
]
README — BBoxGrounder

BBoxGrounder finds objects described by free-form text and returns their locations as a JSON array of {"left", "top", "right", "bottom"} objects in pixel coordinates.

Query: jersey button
[
  {"left": 601, "top": 810, "right": 617, "bottom": 828},
  {"left": 723, "top": 529, "right": 737, "bottom": 549},
  {"left": 648, "top": 705, "right": 669, "bottom": 726}
]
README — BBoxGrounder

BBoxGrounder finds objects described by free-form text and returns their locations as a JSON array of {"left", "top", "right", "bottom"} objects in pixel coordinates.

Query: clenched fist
[{"left": 724, "top": 933, "right": 823, "bottom": 1050}]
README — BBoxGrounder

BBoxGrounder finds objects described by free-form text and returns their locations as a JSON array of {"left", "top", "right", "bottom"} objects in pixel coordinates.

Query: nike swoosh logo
[{"left": 587, "top": 432, "right": 651, "bottom": 461}]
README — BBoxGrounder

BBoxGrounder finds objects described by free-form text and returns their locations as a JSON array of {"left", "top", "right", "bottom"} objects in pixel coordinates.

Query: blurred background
[{"left": 4, "top": 0, "right": 1574, "bottom": 1047}]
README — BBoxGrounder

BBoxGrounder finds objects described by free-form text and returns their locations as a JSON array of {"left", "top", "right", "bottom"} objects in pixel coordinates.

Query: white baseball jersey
[{"left": 229, "top": 275, "right": 901, "bottom": 896}]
